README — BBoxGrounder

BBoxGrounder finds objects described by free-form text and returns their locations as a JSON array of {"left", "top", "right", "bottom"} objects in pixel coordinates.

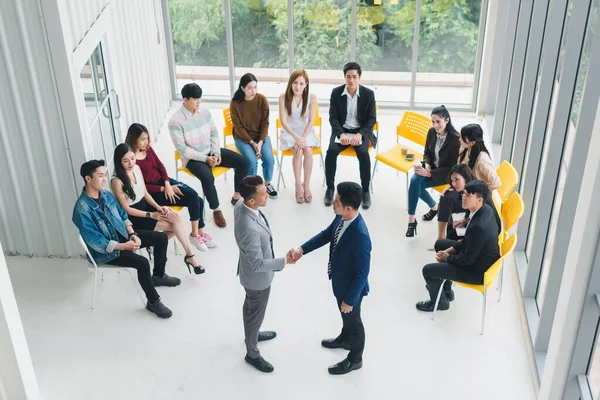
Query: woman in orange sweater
[{"left": 230, "top": 73, "right": 278, "bottom": 199}]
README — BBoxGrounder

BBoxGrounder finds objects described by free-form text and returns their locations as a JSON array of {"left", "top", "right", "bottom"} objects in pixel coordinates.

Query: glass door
[{"left": 78, "top": 41, "right": 121, "bottom": 165}]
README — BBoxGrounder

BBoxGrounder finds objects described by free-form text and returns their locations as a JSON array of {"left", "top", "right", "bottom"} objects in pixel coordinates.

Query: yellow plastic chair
[
  {"left": 174, "top": 151, "right": 229, "bottom": 181},
  {"left": 223, "top": 108, "right": 282, "bottom": 182},
  {"left": 502, "top": 191, "right": 524, "bottom": 233},
  {"left": 371, "top": 111, "right": 431, "bottom": 199},
  {"left": 275, "top": 103, "right": 325, "bottom": 190},
  {"left": 431, "top": 233, "right": 517, "bottom": 335},
  {"left": 496, "top": 160, "right": 518, "bottom": 202}
]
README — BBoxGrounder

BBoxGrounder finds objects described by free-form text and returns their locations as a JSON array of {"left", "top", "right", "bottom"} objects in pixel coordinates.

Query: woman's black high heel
[
  {"left": 422, "top": 208, "right": 438, "bottom": 221},
  {"left": 406, "top": 221, "right": 418, "bottom": 237},
  {"left": 184, "top": 254, "right": 205, "bottom": 275}
]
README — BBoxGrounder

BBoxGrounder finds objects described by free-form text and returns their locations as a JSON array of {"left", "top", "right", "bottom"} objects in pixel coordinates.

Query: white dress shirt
[{"left": 342, "top": 85, "right": 360, "bottom": 130}]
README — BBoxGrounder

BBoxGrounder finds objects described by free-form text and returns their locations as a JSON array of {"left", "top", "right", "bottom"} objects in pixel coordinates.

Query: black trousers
[
  {"left": 422, "top": 239, "right": 483, "bottom": 301},
  {"left": 151, "top": 178, "right": 205, "bottom": 228},
  {"left": 438, "top": 190, "right": 463, "bottom": 240},
  {"left": 186, "top": 148, "right": 249, "bottom": 210},
  {"left": 106, "top": 230, "right": 168, "bottom": 303},
  {"left": 335, "top": 296, "right": 365, "bottom": 363},
  {"left": 325, "top": 128, "right": 371, "bottom": 191}
]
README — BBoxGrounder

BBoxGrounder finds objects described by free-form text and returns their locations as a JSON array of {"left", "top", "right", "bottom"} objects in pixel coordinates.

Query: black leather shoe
[
  {"left": 321, "top": 338, "right": 352, "bottom": 350},
  {"left": 146, "top": 299, "right": 173, "bottom": 318},
  {"left": 324, "top": 188, "right": 334, "bottom": 206},
  {"left": 328, "top": 358, "right": 363, "bottom": 375},
  {"left": 445, "top": 290, "right": 455, "bottom": 302},
  {"left": 362, "top": 190, "right": 371, "bottom": 209},
  {"left": 258, "top": 331, "right": 277, "bottom": 342},
  {"left": 152, "top": 273, "right": 181, "bottom": 287},
  {"left": 244, "top": 355, "right": 274, "bottom": 373},
  {"left": 415, "top": 299, "right": 450, "bottom": 312}
]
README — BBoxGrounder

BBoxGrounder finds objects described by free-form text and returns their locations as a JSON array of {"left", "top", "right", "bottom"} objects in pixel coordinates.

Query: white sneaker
[
  {"left": 265, "top": 183, "right": 278, "bottom": 199},
  {"left": 189, "top": 235, "right": 208, "bottom": 251},
  {"left": 201, "top": 233, "right": 217, "bottom": 248}
]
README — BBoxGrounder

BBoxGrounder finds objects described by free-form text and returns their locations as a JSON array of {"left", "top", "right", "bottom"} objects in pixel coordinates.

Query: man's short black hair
[
  {"left": 337, "top": 181, "right": 363, "bottom": 210},
  {"left": 80, "top": 159, "right": 105, "bottom": 183},
  {"left": 464, "top": 180, "right": 490, "bottom": 201},
  {"left": 239, "top": 175, "right": 264, "bottom": 201},
  {"left": 181, "top": 83, "right": 203, "bottom": 99},
  {"left": 343, "top": 62, "right": 362, "bottom": 77}
]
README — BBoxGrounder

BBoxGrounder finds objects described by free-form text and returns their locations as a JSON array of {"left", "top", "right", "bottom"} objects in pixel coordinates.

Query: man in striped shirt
[{"left": 169, "top": 83, "right": 249, "bottom": 228}]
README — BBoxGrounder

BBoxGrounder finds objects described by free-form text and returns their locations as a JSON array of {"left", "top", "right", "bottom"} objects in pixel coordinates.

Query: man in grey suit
[{"left": 234, "top": 175, "right": 293, "bottom": 373}]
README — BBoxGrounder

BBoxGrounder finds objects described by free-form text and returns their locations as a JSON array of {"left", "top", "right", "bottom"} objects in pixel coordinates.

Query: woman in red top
[{"left": 125, "top": 123, "right": 216, "bottom": 251}]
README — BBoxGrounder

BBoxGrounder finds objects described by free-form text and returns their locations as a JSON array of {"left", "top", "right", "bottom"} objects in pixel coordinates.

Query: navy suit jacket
[{"left": 301, "top": 214, "right": 371, "bottom": 306}]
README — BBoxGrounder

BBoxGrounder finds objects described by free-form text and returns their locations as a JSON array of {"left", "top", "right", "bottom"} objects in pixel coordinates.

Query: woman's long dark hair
[
  {"left": 232, "top": 73, "right": 258, "bottom": 102},
  {"left": 431, "top": 105, "right": 459, "bottom": 137},
  {"left": 458, "top": 123, "right": 490, "bottom": 170},
  {"left": 125, "top": 123, "right": 149, "bottom": 150},
  {"left": 113, "top": 143, "right": 136, "bottom": 201},
  {"left": 447, "top": 163, "right": 477, "bottom": 190}
]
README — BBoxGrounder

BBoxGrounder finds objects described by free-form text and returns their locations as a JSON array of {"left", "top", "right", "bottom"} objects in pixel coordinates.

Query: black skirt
[{"left": 128, "top": 198, "right": 158, "bottom": 231}]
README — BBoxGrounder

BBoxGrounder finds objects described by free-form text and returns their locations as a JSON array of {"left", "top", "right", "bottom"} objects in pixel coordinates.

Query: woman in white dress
[{"left": 278, "top": 69, "right": 318, "bottom": 203}]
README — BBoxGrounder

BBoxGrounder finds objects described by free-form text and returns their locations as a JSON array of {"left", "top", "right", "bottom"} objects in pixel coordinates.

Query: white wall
[{"left": 0, "top": 0, "right": 171, "bottom": 257}]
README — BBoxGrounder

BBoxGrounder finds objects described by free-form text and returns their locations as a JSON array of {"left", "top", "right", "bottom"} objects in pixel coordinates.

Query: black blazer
[
  {"left": 329, "top": 84, "right": 377, "bottom": 148},
  {"left": 423, "top": 128, "right": 460, "bottom": 181},
  {"left": 442, "top": 190, "right": 501, "bottom": 239},
  {"left": 447, "top": 204, "right": 501, "bottom": 276}
]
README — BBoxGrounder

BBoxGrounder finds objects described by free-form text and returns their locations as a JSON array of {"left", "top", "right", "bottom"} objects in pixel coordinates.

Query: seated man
[
  {"left": 72, "top": 160, "right": 180, "bottom": 319},
  {"left": 415, "top": 180, "right": 500, "bottom": 312},
  {"left": 325, "top": 62, "right": 377, "bottom": 210}
]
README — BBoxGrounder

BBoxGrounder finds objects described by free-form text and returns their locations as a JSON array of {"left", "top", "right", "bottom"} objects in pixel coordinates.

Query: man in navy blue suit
[{"left": 291, "top": 181, "right": 372, "bottom": 375}]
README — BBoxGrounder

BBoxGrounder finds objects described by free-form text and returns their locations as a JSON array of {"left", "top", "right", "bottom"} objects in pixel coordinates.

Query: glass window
[
  {"left": 356, "top": 0, "right": 413, "bottom": 105},
  {"left": 414, "top": 0, "right": 484, "bottom": 106},
  {"left": 535, "top": 0, "right": 596, "bottom": 311},
  {"left": 291, "top": 0, "right": 351, "bottom": 100},
  {"left": 588, "top": 320, "right": 600, "bottom": 398},
  {"left": 169, "top": 0, "right": 230, "bottom": 98},
  {"left": 232, "top": 0, "right": 289, "bottom": 100}
]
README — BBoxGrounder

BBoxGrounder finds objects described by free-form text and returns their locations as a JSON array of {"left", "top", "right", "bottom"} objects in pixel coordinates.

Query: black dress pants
[
  {"left": 106, "top": 230, "right": 168, "bottom": 303},
  {"left": 325, "top": 128, "right": 371, "bottom": 191},
  {"left": 335, "top": 296, "right": 365, "bottom": 363},
  {"left": 422, "top": 239, "right": 483, "bottom": 301},
  {"left": 186, "top": 148, "right": 249, "bottom": 210}
]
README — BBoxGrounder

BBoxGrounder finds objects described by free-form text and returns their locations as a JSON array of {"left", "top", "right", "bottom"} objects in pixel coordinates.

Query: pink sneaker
[
  {"left": 189, "top": 235, "right": 208, "bottom": 251},
  {"left": 201, "top": 233, "right": 217, "bottom": 248}
]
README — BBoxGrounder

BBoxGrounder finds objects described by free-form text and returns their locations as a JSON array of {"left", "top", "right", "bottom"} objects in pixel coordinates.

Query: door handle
[{"left": 102, "top": 89, "right": 121, "bottom": 119}]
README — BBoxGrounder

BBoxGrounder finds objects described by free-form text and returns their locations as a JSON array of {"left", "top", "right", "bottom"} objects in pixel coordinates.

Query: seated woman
[
  {"left": 278, "top": 69, "right": 318, "bottom": 203},
  {"left": 125, "top": 123, "right": 216, "bottom": 252},
  {"left": 406, "top": 105, "right": 461, "bottom": 237},
  {"left": 457, "top": 123, "right": 502, "bottom": 190},
  {"left": 111, "top": 143, "right": 205, "bottom": 274},
  {"left": 436, "top": 164, "right": 501, "bottom": 241},
  {"left": 230, "top": 73, "right": 278, "bottom": 199}
]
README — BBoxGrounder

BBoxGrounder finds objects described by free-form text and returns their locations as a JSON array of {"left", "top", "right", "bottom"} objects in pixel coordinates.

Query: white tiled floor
[{"left": 6, "top": 106, "right": 537, "bottom": 399}]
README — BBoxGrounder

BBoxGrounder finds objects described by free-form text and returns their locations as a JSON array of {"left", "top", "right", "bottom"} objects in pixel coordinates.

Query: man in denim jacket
[{"left": 73, "top": 160, "right": 179, "bottom": 318}]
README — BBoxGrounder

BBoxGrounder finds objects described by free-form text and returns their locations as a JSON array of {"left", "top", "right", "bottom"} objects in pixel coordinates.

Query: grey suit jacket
[{"left": 234, "top": 200, "right": 286, "bottom": 290}]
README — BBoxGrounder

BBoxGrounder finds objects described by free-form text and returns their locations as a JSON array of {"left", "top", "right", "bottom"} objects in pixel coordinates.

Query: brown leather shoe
[
  {"left": 231, "top": 196, "right": 240, "bottom": 206},
  {"left": 213, "top": 210, "right": 227, "bottom": 228}
]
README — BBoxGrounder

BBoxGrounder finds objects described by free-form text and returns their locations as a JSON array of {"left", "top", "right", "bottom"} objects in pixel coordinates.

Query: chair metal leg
[
  {"left": 173, "top": 238, "right": 180, "bottom": 256},
  {"left": 124, "top": 269, "right": 147, "bottom": 307},
  {"left": 92, "top": 265, "right": 98, "bottom": 309},
  {"left": 431, "top": 279, "right": 447, "bottom": 321},
  {"left": 320, "top": 154, "right": 325, "bottom": 186},
  {"left": 370, "top": 159, "right": 378, "bottom": 193},
  {"left": 405, "top": 173, "right": 409, "bottom": 210},
  {"left": 481, "top": 286, "right": 487, "bottom": 335},
  {"left": 498, "top": 266, "right": 504, "bottom": 302},
  {"left": 274, "top": 154, "right": 286, "bottom": 188},
  {"left": 276, "top": 155, "right": 284, "bottom": 191}
]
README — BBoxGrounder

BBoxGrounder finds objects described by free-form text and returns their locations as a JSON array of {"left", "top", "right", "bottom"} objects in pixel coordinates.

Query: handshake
[{"left": 285, "top": 247, "right": 303, "bottom": 264}]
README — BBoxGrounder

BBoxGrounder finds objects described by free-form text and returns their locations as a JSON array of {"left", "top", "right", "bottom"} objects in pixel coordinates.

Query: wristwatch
[
  {"left": 146, "top": 211, "right": 151, "bottom": 218},
  {"left": 128, "top": 231, "right": 139, "bottom": 239}
]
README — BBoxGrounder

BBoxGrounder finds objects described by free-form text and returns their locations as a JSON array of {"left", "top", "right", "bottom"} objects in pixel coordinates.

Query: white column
[{"left": 0, "top": 242, "right": 41, "bottom": 400}]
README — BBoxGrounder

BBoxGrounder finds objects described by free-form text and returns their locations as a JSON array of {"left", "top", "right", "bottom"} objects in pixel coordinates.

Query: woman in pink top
[{"left": 125, "top": 123, "right": 216, "bottom": 252}]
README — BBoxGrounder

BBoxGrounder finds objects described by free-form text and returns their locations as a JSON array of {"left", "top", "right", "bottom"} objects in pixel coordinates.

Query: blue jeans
[
  {"left": 235, "top": 136, "right": 275, "bottom": 182},
  {"left": 408, "top": 174, "right": 445, "bottom": 215}
]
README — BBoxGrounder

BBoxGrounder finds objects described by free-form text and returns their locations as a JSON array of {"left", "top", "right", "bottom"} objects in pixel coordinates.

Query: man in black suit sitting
[
  {"left": 416, "top": 180, "right": 501, "bottom": 312},
  {"left": 325, "top": 62, "right": 377, "bottom": 210}
]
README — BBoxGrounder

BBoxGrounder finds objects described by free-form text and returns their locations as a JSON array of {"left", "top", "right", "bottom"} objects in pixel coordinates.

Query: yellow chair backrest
[
  {"left": 502, "top": 191, "right": 524, "bottom": 232},
  {"left": 496, "top": 161, "right": 518, "bottom": 202},
  {"left": 483, "top": 233, "right": 517, "bottom": 288},
  {"left": 396, "top": 111, "right": 430, "bottom": 147},
  {"left": 223, "top": 108, "right": 233, "bottom": 137}
]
